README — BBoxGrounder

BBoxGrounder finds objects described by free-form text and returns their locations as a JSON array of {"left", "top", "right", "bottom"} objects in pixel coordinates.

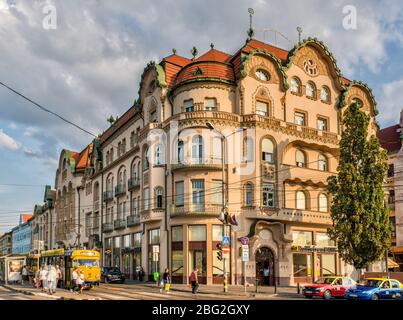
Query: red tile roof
[
  {"left": 196, "top": 49, "right": 232, "bottom": 64},
  {"left": 21, "top": 214, "right": 33, "bottom": 223},
  {"left": 378, "top": 124, "right": 402, "bottom": 153}
]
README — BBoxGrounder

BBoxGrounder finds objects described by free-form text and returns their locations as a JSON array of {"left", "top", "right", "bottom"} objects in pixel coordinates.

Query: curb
[{"left": 2, "top": 285, "right": 101, "bottom": 300}]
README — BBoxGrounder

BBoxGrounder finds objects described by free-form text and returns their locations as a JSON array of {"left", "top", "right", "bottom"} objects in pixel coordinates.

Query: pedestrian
[
  {"left": 75, "top": 271, "right": 86, "bottom": 294},
  {"left": 28, "top": 267, "right": 34, "bottom": 286},
  {"left": 263, "top": 264, "right": 270, "bottom": 286},
  {"left": 47, "top": 266, "right": 57, "bottom": 295},
  {"left": 138, "top": 267, "right": 144, "bottom": 282},
  {"left": 70, "top": 267, "right": 79, "bottom": 292},
  {"left": 189, "top": 268, "right": 199, "bottom": 294},
  {"left": 35, "top": 266, "right": 42, "bottom": 289},
  {"left": 40, "top": 265, "right": 48, "bottom": 292},
  {"left": 21, "top": 265, "right": 28, "bottom": 285},
  {"left": 56, "top": 265, "right": 63, "bottom": 288},
  {"left": 160, "top": 268, "right": 171, "bottom": 293}
]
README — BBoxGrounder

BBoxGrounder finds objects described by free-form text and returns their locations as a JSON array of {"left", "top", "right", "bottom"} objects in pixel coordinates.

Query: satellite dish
[{"left": 248, "top": 8, "right": 254, "bottom": 15}]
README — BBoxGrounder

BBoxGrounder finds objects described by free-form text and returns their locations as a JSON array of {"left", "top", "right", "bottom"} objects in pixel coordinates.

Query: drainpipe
[{"left": 76, "top": 187, "right": 81, "bottom": 248}]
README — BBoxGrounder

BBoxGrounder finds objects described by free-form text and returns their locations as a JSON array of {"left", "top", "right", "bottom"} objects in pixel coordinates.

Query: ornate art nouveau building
[{"left": 52, "top": 37, "right": 379, "bottom": 285}]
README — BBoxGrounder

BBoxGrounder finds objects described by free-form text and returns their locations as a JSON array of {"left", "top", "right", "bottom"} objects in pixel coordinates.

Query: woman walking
[
  {"left": 56, "top": 265, "right": 63, "bottom": 288},
  {"left": 47, "top": 266, "right": 57, "bottom": 295},
  {"left": 160, "top": 268, "right": 171, "bottom": 293},
  {"left": 189, "top": 268, "right": 199, "bottom": 294},
  {"left": 40, "top": 266, "right": 48, "bottom": 292},
  {"left": 35, "top": 266, "right": 42, "bottom": 289}
]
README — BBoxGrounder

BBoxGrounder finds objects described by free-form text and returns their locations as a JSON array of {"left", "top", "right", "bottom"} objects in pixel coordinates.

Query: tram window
[{"left": 73, "top": 259, "right": 99, "bottom": 267}]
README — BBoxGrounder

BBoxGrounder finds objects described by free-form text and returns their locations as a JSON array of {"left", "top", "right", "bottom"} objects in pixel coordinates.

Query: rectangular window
[
  {"left": 148, "top": 229, "right": 160, "bottom": 245},
  {"left": 175, "top": 181, "right": 184, "bottom": 207},
  {"left": 315, "top": 232, "right": 335, "bottom": 247},
  {"left": 293, "top": 253, "right": 313, "bottom": 277},
  {"left": 256, "top": 101, "right": 269, "bottom": 116},
  {"left": 262, "top": 183, "right": 274, "bottom": 208},
  {"left": 317, "top": 254, "right": 336, "bottom": 277},
  {"left": 114, "top": 236, "right": 121, "bottom": 248},
  {"left": 172, "top": 226, "right": 183, "bottom": 242},
  {"left": 205, "top": 98, "right": 217, "bottom": 111},
  {"left": 123, "top": 234, "right": 130, "bottom": 248},
  {"left": 143, "top": 188, "right": 149, "bottom": 211},
  {"left": 292, "top": 230, "right": 313, "bottom": 246},
  {"left": 210, "top": 180, "right": 222, "bottom": 205},
  {"left": 317, "top": 117, "right": 328, "bottom": 131},
  {"left": 295, "top": 112, "right": 306, "bottom": 126},
  {"left": 171, "top": 226, "right": 183, "bottom": 277},
  {"left": 212, "top": 225, "right": 223, "bottom": 242},
  {"left": 133, "top": 232, "right": 141, "bottom": 248},
  {"left": 184, "top": 99, "right": 194, "bottom": 112},
  {"left": 189, "top": 225, "right": 206, "bottom": 241},
  {"left": 192, "top": 180, "right": 205, "bottom": 211}
]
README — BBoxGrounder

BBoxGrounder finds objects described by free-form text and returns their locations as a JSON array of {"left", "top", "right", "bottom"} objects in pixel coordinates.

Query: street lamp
[{"left": 206, "top": 122, "right": 246, "bottom": 292}]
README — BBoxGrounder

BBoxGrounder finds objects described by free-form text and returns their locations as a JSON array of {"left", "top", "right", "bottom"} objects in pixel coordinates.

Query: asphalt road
[{"left": 0, "top": 286, "right": 50, "bottom": 300}]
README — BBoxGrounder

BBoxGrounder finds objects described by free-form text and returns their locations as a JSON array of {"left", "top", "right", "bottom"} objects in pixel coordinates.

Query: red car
[{"left": 303, "top": 276, "right": 356, "bottom": 299}]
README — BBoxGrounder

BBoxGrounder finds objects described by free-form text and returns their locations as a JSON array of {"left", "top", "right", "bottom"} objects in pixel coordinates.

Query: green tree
[{"left": 327, "top": 102, "right": 391, "bottom": 270}]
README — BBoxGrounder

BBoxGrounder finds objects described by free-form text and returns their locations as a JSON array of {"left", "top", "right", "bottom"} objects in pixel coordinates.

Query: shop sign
[{"left": 291, "top": 245, "right": 337, "bottom": 253}]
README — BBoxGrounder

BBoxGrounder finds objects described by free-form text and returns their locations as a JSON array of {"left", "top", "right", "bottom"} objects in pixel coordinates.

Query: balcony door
[{"left": 192, "top": 180, "right": 205, "bottom": 212}]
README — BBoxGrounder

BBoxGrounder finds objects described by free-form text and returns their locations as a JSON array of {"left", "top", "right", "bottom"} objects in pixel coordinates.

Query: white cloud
[
  {"left": 378, "top": 79, "right": 403, "bottom": 126},
  {"left": 8, "top": 122, "right": 17, "bottom": 129},
  {"left": 0, "top": 129, "right": 20, "bottom": 151}
]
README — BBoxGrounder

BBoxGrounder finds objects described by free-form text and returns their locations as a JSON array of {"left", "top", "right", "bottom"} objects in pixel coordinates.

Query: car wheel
[
  {"left": 371, "top": 294, "right": 379, "bottom": 300},
  {"left": 323, "top": 290, "right": 332, "bottom": 300}
]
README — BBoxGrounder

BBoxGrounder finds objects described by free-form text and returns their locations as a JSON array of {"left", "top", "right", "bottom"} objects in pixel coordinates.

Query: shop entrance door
[{"left": 255, "top": 247, "right": 275, "bottom": 286}]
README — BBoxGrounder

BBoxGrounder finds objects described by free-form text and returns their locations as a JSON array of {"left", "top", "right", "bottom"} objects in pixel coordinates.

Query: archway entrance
[{"left": 256, "top": 247, "right": 275, "bottom": 286}]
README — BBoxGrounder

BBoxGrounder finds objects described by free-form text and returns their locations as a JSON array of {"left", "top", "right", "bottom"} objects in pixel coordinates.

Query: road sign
[
  {"left": 242, "top": 245, "right": 249, "bottom": 262},
  {"left": 240, "top": 237, "right": 249, "bottom": 245},
  {"left": 222, "top": 236, "right": 230, "bottom": 246},
  {"left": 152, "top": 245, "right": 159, "bottom": 253}
]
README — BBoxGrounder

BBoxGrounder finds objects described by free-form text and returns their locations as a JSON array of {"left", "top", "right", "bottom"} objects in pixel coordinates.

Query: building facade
[
  {"left": 51, "top": 37, "right": 379, "bottom": 285},
  {"left": 0, "top": 232, "right": 12, "bottom": 256},
  {"left": 11, "top": 214, "right": 32, "bottom": 255},
  {"left": 378, "top": 110, "right": 403, "bottom": 271}
]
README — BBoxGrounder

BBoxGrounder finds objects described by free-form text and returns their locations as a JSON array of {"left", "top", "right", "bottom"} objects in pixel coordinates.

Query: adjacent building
[
  {"left": 11, "top": 214, "right": 32, "bottom": 254},
  {"left": 0, "top": 232, "right": 12, "bottom": 256},
  {"left": 378, "top": 110, "right": 403, "bottom": 271}
]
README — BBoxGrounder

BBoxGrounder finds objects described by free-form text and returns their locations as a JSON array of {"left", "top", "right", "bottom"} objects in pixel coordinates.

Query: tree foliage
[{"left": 327, "top": 102, "right": 391, "bottom": 269}]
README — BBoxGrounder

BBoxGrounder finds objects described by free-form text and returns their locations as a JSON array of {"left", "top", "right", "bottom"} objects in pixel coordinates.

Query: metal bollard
[
  {"left": 255, "top": 279, "right": 259, "bottom": 293},
  {"left": 274, "top": 279, "right": 277, "bottom": 294},
  {"left": 297, "top": 282, "right": 300, "bottom": 294}
]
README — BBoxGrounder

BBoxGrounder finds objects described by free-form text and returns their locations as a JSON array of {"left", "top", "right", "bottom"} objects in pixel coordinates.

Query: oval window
[{"left": 255, "top": 69, "right": 270, "bottom": 82}]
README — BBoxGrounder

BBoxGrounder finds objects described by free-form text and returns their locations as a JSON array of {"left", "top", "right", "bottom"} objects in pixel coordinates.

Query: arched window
[
  {"left": 318, "top": 154, "right": 328, "bottom": 171},
  {"left": 143, "top": 147, "right": 149, "bottom": 170},
  {"left": 319, "top": 194, "right": 328, "bottom": 212},
  {"left": 243, "top": 137, "right": 254, "bottom": 162},
  {"left": 177, "top": 140, "right": 184, "bottom": 163},
  {"left": 155, "top": 144, "right": 164, "bottom": 165},
  {"left": 255, "top": 69, "right": 270, "bottom": 82},
  {"left": 132, "top": 162, "right": 137, "bottom": 180},
  {"left": 155, "top": 187, "right": 164, "bottom": 209},
  {"left": 296, "top": 191, "right": 307, "bottom": 210},
  {"left": 262, "top": 138, "right": 274, "bottom": 163},
  {"left": 352, "top": 98, "right": 363, "bottom": 107},
  {"left": 192, "top": 135, "right": 204, "bottom": 164},
  {"left": 296, "top": 150, "right": 306, "bottom": 167},
  {"left": 320, "top": 86, "right": 330, "bottom": 103},
  {"left": 306, "top": 82, "right": 316, "bottom": 98},
  {"left": 290, "top": 77, "right": 301, "bottom": 95},
  {"left": 244, "top": 183, "right": 254, "bottom": 207}
]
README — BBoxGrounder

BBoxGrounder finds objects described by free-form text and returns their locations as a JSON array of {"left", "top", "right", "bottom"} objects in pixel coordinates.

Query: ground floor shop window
[
  {"left": 172, "top": 226, "right": 183, "bottom": 283},
  {"left": 133, "top": 232, "right": 142, "bottom": 279},
  {"left": 293, "top": 253, "right": 313, "bottom": 283},
  {"left": 148, "top": 229, "right": 160, "bottom": 280},
  {"left": 316, "top": 254, "right": 336, "bottom": 277},
  {"left": 189, "top": 225, "right": 206, "bottom": 284},
  {"left": 123, "top": 254, "right": 130, "bottom": 277}
]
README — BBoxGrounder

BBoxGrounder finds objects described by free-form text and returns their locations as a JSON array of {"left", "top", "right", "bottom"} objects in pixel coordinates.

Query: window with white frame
[
  {"left": 256, "top": 101, "right": 269, "bottom": 116},
  {"left": 306, "top": 82, "right": 315, "bottom": 98},
  {"left": 262, "top": 183, "right": 274, "bottom": 208},
  {"left": 317, "top": 117, "right": 328, "bottom": 131},
  {"left": 156, "top": 187, "right": 164, "bottom": 209},
  {"left": 175, "top": 181, "right": 184, "bottom": 207},
  {"left": 205, "top": 98, "right": 217, "bottom": 111},
  {"left": 143, "top": 187, "right": 149, "bottom": 211},
  {"left": 318, "top": 194, "right": 328, "bottom": 212},
  {"left": 192, "top": 135, "right": 204, "bottom": 164},
  {"left": 296, "top": 191, "right": 307, "bottom": 210},
  {"left": 290, "top": 78, "right": 301, "bottom": 94},
  {"left": 177, "top": 140, "right": 184, "bottom": 163},
  {"left": 243, "top": 136, "right": 254, "bottom": 162},
  {"left": 184, "top": 99, "right": 194, "bottom": 112},
  {"left": 295, "top": 112, "right": 306, "bottom": 126},
  {"left": 143, "top": 147, "right": 149, "bottom": 170},
  {"left": 296, "top": 150, "right": 306, "bottom": 167},
  {"left": 245, "top": 183, "right": 253, "bottom": 207},
  {"left": 320, "top": 87, "right": 330, "bottom": 103},
  {"left": 155, "top": 144, "right": 164, "bottom": 165},
  {"left": 318, "top": 154, "right": 328, "bottom": 171},
  {"left": 192, "top": 180, "right": 205, "bottom": 211},
  {"left": 262, "top": 138, "right": 274, "bottom": 163}
]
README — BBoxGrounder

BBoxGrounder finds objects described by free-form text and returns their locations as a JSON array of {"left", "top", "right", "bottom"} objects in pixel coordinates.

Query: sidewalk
[
  {"left": 2, "top": 284, "right": 101, "bottom": 300},
  {"left": 132, "top": 281, "right": 302, "bottom": 299}
]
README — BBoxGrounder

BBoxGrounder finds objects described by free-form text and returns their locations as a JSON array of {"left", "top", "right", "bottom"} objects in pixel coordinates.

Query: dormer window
[
  {"left": 255, "top": 69, "right": 270, "bottom": 82},
  {"left": 184, "top": 99, "right": 194, "bottom": 112},
  {"left": 205, "top": 98, "right": 217, "bottom": 111}
]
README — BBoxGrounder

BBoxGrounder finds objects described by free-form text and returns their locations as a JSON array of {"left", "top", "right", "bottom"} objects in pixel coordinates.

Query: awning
[{"left": 388, "top": 258, "right": 399, "bottom": 269}]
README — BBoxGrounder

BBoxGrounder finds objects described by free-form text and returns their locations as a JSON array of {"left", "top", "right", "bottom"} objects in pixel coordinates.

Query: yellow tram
[{"left": 39, "top": 249, "right": 101, "bottom": 288}]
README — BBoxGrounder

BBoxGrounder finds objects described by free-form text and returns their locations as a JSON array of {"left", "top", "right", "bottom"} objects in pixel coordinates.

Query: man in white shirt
[{"left": 70, "top": 267, "right": 79, "bottom": 292}]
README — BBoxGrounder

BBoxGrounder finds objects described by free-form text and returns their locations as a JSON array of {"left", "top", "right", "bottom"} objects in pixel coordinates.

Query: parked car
[
  {"left": 345, "top": 278, "right": 403, "bottom": 300},
  {"left": 303, "top": 276, "right": 356, "bottom": 299},
  {"left": 101, "top": 267, "right": 126, "bottom": 284}
]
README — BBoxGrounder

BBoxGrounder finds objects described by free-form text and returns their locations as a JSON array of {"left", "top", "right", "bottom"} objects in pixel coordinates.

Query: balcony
[
  {"left": 140, "top": 208, "right": 164, "bottom": 222},
  {"left": 171, "top": 157, "right": 222, "bottom": 171},
  {"left": 102, "top": 223, "right": 113, "bottom": 233},
  {"left": 114, "top": 219, "right": 126, "bottom": 230},
  {"left": 102, "top": 191, "right": 114, "bottom": 202},
  {"left": 170, "top": 203, "right": 221, "bottom": 217},
  {"left": 128, "top": 177, "right": 141, "bottom": 191},
  {"left": 115, "top": 184, "right": 126, "bottom": 197},
  {"left": 127, "top": 215, "right": 140, "bottom": 227}
]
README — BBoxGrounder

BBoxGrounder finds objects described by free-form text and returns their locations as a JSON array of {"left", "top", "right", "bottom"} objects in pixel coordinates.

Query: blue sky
[{"left": 1, "top": 0, "right": 403, "bottom": 233}]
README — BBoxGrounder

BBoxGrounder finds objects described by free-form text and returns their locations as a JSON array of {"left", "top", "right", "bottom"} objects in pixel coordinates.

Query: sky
[{"left": 1, "top": 0, "right": 403, "bottom": 233}]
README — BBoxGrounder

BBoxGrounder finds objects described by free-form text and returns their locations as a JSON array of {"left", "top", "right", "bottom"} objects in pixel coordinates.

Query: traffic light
[{"left": 216, "top": 243, "right": 223, "bottom": 261}]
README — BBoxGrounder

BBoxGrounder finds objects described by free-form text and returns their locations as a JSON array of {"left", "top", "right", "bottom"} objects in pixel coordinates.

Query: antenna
[
  {"left": 260, "top": 28, "right": 292, "bottom": 47},
  {"left": 247, "top": 8, "right": 255, "bottom": 40},
  {"left": 297, "top": 26, "right": 303, "bottom": 43}
]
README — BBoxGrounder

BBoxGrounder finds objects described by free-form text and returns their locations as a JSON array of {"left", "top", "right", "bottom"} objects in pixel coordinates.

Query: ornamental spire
[{"left": 247, "top": 8, "right": 255, "bottom": 40}]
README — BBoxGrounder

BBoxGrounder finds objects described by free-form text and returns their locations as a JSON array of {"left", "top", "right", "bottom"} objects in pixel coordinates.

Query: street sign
[
  {"left": 242, "top": 245, "right": 249, "bottom": 262},
  {"left": 222, "top": 236, "right": 230, "bottom": 246},
  {"left": 240, "top": 237, "right": 249, "bottom": 245},
  {"left": 153, "top": 252, "right": 159, "bottom": 262},
  {"left": 152, "top": 245, "right": 159, "bottom": 253}
]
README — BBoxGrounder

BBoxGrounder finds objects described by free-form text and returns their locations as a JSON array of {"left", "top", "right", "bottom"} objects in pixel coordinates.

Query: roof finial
[
  {"left": 247, "top": 8, "right": 255, "bottom": 40},
  {"left": 297, "top": 26, "right": 303, "bottom": 44},
  {"left": 191, "top": 46, "right": 198, "bottom": 60},
  {"left": 172, "top": 48, "right": 177, "bottom": 55},
  {"left": 210, "top": 43, "right": 214, "bottom": 50}
]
